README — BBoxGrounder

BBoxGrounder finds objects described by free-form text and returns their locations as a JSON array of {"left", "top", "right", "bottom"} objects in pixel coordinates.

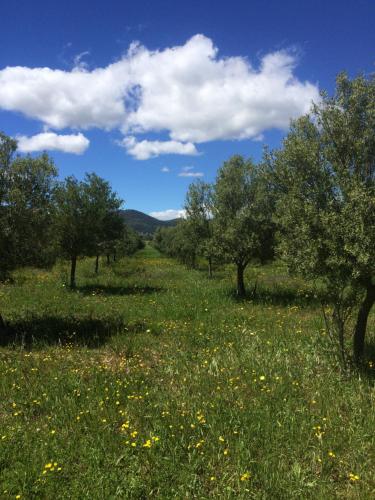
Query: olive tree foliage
[
  {"left": 184, "top": 180, "right": 215, "bottom": 276},
  {"left": 54, "top": 173, "right": 123, "bottom": 288},
  {"left": 82, "top": 173, "right": 124, "bottom": 273},
  {"left": 153, "top": 222, "right": 198, "bottom": 268},
  {"left": 153, "top": 226, "right": 173, "bottom": 255},
  {"left": 273, "top": 73, "right": 375, "bottom": 363},
  {"left": 0, "top": 132, "right": 57, "bottom": 329},
  {"left": 213, "top": 155, "right": 276, "bottom": 297},
  {"left": 117, "top": 225, "right": 145, "bottom": 257},
  {"left": 98, "top": 223, "right": 144, "bottom": 270}
]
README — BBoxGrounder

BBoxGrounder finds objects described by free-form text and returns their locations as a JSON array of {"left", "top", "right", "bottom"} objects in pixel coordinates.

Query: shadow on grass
[
  {"left": 228, "top": 284, "right": 329, "bottom": 307},
  {"left": 112, "top": 266, "right": 146, "bottom": 279},
  {"left": 0, "top": 315, "right": 149, "bottom": 349},
  {"left": 76, "top": 284, "right": 164, "bottom": 296}
]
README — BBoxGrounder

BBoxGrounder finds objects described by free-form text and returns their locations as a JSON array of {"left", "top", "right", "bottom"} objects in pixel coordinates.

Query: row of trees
[
  {"left": 154, "top": 73, "right": 375, "bottom": 363},
  {"left": 154, "top": 158, "right": 275, "bottom": 296},
  {"left": 0, "top": 133, "right": 143, "bottom": 328}
]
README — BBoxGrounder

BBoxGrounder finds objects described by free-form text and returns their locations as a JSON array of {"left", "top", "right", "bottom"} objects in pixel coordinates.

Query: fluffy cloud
[
  {"left": 149, "top": 209, "right": 185, "bottom": 220},
  {"left": 0, "top": 35, "right": 319, "bottom": 157},
  {"left": 16, "top": 132, "right": 89, "bottom": 154},
  {"left": 121, "top": 136, "right": 198, "bottom": 160},
  {"left": 161, "top": 166, "right": 170, "bottom": 172}
]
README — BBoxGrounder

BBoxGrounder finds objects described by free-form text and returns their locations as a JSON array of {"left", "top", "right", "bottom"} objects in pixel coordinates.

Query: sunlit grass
[{"left": 0, "top": 246, "right": 374, "bottom": 498}]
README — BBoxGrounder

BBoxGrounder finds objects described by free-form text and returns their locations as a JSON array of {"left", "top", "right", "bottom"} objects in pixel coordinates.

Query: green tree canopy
[
  {"left": 54, "top": 173, "right": 123, "bottom": 288},
  {"left": 0, "top": 132, "right": 57, "bottom": 330},
  {"left": 184, "top": 180, "right": 215, "bottom": 276},
  {"left": 273, "top": 72, "right": 375, "bottom": 362},
  {"left": 213, "top": 155, "right": 275, "bottom": 297}
]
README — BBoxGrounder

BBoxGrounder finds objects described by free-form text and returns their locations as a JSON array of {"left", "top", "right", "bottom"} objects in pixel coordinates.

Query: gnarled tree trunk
[{"left": 353, "top": 283, "right": 375, "bottom": 362}]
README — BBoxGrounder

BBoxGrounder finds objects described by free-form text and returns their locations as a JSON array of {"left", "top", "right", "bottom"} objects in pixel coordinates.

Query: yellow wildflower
[{"left": 240, "top": 472, "right": 251, "bottom": 481}]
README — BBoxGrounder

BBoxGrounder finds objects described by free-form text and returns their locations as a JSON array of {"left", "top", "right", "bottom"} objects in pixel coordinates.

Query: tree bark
[
  {"left": 113, "top": 250, "right": 116, "bottom": 262},
  {"left": 236, "top": 262, "right": 246, "bottom": 298},
  {"left": 353, "top": 283, "right": 375, "bottom": 362},
  {"left": 208, "top": 256, "right": 213, "bottom": 278},
  {"left": 95, "top": 255, "right": 99, "bottom": 274},
  {"left": 70, "top": 255, "right": 77, "bottom": 289},
  {"left": 106, "top": 254, "right": 110, "bottom": 265}
]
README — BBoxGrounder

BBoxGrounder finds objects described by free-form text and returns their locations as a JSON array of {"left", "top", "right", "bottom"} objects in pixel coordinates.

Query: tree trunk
[
  {"left": 106, "top": 254, "right": 110, "bottom": 265},
  {"left": 208, "top": 256, "right": 213, "bottom": 278},
  {"left": 95, "top": 255, "right": 99, "bottom": 274},
  {"left": 236, "top": 262, "right": 246, "bottom": 298},
  {"left": 353, "top": 283, "right": 375, "bottom": 362},
  {"left": 113, "top": 250, "right": 116, "bottom": 262},
  {"left": 70, "top": 255, "right": 77, "bottom": 289},
  {"left": 191, "top": 253, "right": 196, "bottom": 269},
  {"left": 0, "top": 312, "right": 6, "bottom": 333}
]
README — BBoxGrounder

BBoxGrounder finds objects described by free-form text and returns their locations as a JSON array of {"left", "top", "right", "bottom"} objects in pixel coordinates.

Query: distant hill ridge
[{"left": 119, "top": 209, "right": 179, "bottom": 235}]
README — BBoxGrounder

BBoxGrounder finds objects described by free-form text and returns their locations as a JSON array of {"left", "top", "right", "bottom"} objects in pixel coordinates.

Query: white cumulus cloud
[
  {"left": 16, "top": 132, "right": 89, "bottom": 154},
  {"left": 120, "top": 136, "right": 198, "bottom": 160},
  {"left": 0, "top": 35, "right": 320, "bottom": 158},
  {"left": 149, "top": 209, "right": 185, "bottom": 220}
]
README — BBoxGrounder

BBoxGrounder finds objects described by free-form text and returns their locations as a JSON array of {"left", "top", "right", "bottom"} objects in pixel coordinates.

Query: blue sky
[{"left": 1, "top": 0, "right": 374, "bottom": 219}]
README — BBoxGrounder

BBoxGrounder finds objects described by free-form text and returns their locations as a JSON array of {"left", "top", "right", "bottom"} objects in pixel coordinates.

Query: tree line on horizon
[{"left": 153, "top": 72, "right": 375, "bottom": 364}]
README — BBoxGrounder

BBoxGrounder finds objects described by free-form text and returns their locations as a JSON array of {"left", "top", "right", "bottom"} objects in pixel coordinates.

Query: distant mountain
[{"left": 119, "top": 209, "right": 180, "bottom": 235}]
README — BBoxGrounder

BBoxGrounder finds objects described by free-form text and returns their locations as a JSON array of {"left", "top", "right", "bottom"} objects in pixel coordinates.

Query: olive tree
[
  {"left": 0, "top": 132, "right": 57, "bottom": 329},
  {"left": 273, "top": 73, "right": 375, "bottom": 362},
  {"left": 54, "top": 173, "right": 123, "bottom": 288},
  {"left": 153, "top": 222, "right": 198, "bottom": 268},
  {"left": 213, "top": 155, "right": 275, "bottom": 297},
  {"left": 184, "top": 180, "right": 215, "bottom": 276}
]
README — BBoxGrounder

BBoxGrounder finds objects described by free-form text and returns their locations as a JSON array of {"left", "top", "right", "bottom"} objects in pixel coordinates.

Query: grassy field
[{"left": 0, "top": 245, "right": 374, "bottom": 499}]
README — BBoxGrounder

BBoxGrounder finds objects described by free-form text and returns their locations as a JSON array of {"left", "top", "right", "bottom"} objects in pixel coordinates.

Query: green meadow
[{"left": 0, "top": 246, "right": 374, "bottom": 499}]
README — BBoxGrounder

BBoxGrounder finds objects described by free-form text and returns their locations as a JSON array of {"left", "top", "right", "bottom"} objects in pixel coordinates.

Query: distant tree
[
  {"left": 153, "top": 226, "right": 171, "bottom": 254},
  {"left": 116, "top": 225, "right": 145, "bottom": 258},
  {"left": 273, "top": 73, "right": 375, "bottom": 363},
  {"left": 171, "top": 221, "right": 200, "bottom": 268},
  {"left": 213, "top": 155, "right": 275, "bottom": 297},
  {"left": 0, "top": 132, "right": 57, "bottom": 329},
  {"left": 184, "top": 180, "right": 215, "bottom": 277},
  {"left": 93, "top": 211, "right": 125, "bottom": 272},
  {"left": 54, "top": 173, "right": 123, "bottom": 288},
  {"left": 153, "top": 222, "right": 197, "bottom": 267},
  {"left": 80, "top": 173, "right": 124, "bottom": 274}
]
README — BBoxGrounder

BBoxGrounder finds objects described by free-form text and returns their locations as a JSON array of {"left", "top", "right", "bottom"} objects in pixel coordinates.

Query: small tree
[
  {"left": 119, "top": 225, "right": 144, "bottom": 256},
  {"left": 273, "top": 73, "right": 375, "bottom": 363},
  {"left": 184, "top": 180, "right": 215, "bottom": 277},
  {"left": 213, "top": 155, "right": 275, "bottom": 297},
  {"left": 153, "top": 222, "right": 197, "bottom": 267},
  {"left": 54, "top": 173, "right": 123, "bottom": 288}
]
